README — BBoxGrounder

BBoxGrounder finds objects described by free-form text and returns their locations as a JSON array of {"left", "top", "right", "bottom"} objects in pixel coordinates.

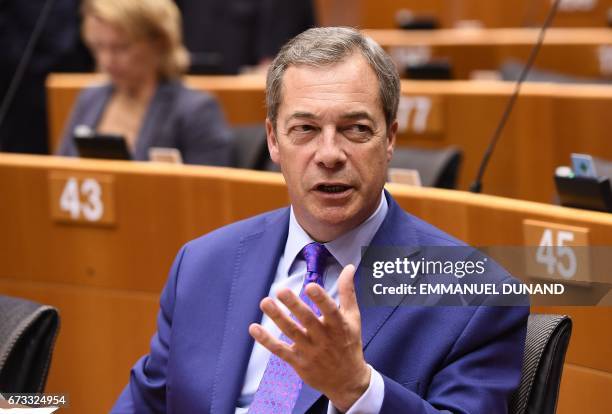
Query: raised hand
[{"left": 249, "top": 264, "right": 370, "bottom": 412}]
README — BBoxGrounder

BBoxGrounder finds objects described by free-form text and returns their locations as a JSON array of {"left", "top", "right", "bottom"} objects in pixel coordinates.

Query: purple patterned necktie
[{"left": 248, "top": 242, "right": 331, "bottom": 414}]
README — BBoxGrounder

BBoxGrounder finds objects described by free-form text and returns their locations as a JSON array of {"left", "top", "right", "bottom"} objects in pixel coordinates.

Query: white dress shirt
[{"left": 235, "top": 192, "right": 388, "bottom": 413}]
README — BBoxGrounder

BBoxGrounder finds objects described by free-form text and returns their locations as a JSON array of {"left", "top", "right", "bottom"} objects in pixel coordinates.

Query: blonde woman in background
[{"left": 58, "top": 0, "right": 232, "bottom": 165}]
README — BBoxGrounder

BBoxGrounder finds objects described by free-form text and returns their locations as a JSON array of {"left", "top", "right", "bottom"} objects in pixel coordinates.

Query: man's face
[{"left": 266, "top": 53, "right": 397, "bottom": 242}]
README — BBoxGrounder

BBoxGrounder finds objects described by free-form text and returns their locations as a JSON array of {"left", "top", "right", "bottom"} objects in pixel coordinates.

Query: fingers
[
  {"left": 276, "top": 289, "right": 326, "bottom": 338},
  {"left": 249, "top": 323, "right": 294, "bottom": 363},
  {"left": 257, "top": 265, "right": 360, "bottom": 348},
  {"left": 304, "top": 283, "right": 343, "bottom": 326},
  {"left": 259, "top": 297, "right": 309, "bottom": 344},
  {"left": 337, "top": 264, "right": 359, "bottom": 313}
]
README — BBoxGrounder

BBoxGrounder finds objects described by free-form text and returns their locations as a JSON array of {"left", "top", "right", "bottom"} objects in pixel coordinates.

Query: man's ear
[
  {"left": 266, "top": 118, "right": 280, "bottom": 164},
  {"left": 386, "top": 120, "right": 398, "bottom": 162}
]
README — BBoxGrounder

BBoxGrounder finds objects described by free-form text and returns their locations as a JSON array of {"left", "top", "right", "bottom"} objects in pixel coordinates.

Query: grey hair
[{"left": 266, "top": 26, "right": 400, "bottom": 131}]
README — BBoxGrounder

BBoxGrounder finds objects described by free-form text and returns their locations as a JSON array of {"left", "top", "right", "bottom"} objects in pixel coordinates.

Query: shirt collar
[{"left": 280, "top": 191, "right": 388, "bottom": 276}]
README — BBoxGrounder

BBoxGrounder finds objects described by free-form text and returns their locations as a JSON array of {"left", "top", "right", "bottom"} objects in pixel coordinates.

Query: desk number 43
[{"left": 60, "top": 177, "right": 104, "bottom": 222}]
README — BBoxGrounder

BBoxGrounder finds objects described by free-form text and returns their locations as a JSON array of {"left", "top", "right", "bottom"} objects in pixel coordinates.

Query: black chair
[
  {"left": 230, "top": 124, "right": 270, "bottom": 170},
  {"left": 229, "top": 123, "right": 281, "bottom": 172},
  {"left": 500, "top": 59, "right": 612, "bottom": 85},
  {"left": 0, "top": 295, "right": 60, "bottom": 393},
  {"left": 510, "top": 314, "right": 572, "bottom": 414},
  {"left": 389, "top": 146, "right": 463, "bottom": 189},
  {"left": 404, "top": 60, "right": 453, "bottom": 80}
]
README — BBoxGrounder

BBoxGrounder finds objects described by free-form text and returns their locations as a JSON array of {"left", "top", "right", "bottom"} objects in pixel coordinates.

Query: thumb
[{"left": 338, "top": 264, "right": 358, "bottom": 313}]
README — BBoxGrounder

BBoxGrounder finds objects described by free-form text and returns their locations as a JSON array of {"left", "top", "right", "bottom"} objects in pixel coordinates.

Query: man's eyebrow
[
  {"left": 283, "top": 111, "right": 377, "bottom": 125},
  {"left": 340, "top": 111, "right": 375, "bottom": 122},
  {"left": 286, "top": 112, "right": 318, "bottom": 123}
]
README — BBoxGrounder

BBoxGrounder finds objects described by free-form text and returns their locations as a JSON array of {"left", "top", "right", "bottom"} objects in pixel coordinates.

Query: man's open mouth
[{"left": 316, "top": 184, "right": 352, "bottom": 194}]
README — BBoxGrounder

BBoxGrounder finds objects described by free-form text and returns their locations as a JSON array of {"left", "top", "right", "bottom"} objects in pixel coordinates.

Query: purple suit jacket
[{"left": 112, "top": 193, "right": 528, "bottom": 413}]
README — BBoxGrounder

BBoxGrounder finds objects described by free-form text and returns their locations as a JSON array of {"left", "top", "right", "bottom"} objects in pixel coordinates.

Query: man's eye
[
  {"left": 349, "top": 124, "right": 371, "bottom": 133},
  {"left": 289, "top": 125, "right": 317, "bottom": 134},
  {"left": 287, "top": 125, "right": 318, "bottom": 143},
  {"left": 344, "top": 124, "right": 373, "bottom": 140}
]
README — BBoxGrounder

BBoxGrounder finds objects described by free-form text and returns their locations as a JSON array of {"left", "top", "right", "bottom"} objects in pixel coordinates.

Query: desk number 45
[{"left": 536, "top": 229, "right": 577, "bottom": 279}]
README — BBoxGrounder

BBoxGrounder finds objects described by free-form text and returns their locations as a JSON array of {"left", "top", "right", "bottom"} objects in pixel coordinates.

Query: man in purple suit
[{"left": 112, "top": 27, "right": 528, "bottom": 413}]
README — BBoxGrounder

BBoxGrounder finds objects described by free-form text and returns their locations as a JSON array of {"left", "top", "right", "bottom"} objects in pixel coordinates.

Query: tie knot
[{"left": 301, "top": 242, "right": 330, "bottom": 275}]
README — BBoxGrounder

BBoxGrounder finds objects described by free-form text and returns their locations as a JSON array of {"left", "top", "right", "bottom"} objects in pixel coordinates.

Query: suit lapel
[
  {"left": 294, "top": 192, "right": 421, "bottom": 413},
  {"left": 359, "top": 194, "right": 421, "bottom": 349},
  {"left": 133, "top": 82, "right": 175, "bottom": 160},
  {"left": 210, "top": 209, "right": 290, "bottom": 414},
  {"left": 84, "top": 84, "right": 112, "bottom": 130}
]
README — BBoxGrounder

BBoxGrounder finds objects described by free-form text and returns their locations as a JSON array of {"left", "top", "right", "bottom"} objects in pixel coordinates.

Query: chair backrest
[
  {"left": 230, "top": 124, "right": 270, "bottom": 170},
  {"left": 500, "top": 59, "right": 612, "bottom": 84},
  {"left": 389, "top": 146, "right": 463, "bottom": 189},
  {"left": 510, "top": 314, "right": 572, "bottom": 414},
  {"left": 0, "top": 295, "right": 60, "bottom": 393},
  {"left": 258, "top": 138, "right": 464, "bottom": 182}
]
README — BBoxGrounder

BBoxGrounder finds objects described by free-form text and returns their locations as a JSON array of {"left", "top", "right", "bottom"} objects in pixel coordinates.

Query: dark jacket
[{"left": 58, "top": 80, "right": 232, "bottom": 166}]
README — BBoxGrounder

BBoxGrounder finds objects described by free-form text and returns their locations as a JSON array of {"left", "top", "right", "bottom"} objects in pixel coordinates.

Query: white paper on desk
[
  {"left": 149, "top": 147, "right": 183, "bottom": 164},
  {"left": 388, "top": 168, "right": 422, "bottom": 186}
]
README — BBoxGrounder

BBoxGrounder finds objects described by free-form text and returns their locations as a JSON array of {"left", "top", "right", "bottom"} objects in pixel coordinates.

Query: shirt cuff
[{"left": 326, "top": 365, "right": 384, "bottom": 414}]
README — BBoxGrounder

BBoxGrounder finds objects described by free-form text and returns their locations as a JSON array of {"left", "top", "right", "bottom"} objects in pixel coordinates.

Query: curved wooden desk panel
[
  {"left": 365, "top": 28, "right": 612, "bottom": 80},
  {"left": 0, "top": 155, "right": 610, "bottom": 413},
  {"left": 47, "top": 74, "right": 612, "bottom": 204},
  {"left": 318, "top": 0, "right": 612, "bottom": 29}
]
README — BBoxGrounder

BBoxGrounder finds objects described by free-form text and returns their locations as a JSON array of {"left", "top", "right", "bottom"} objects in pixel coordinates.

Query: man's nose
[{"left": 314, "top": 127, "right": 347, "bottom": 169}]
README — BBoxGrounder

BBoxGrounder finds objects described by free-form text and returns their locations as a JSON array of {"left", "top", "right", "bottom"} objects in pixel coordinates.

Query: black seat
[
  {"left": 230, "top": 124, "right": 270, "bottom": 170},
  {"left": 389, "top": 146, "right": 463, "bottom": 189},
  {"left": 500, "top": 59, "right": 612, "bottom": 85},
  {"left": 258, "top": 137, "right": 463, "bottom": 184},
  {"left": 510, "top": 314, "right": 572, "bottom": 414},
  {"left": 0, "top": 295, "right": 60, "bottom": 393}
]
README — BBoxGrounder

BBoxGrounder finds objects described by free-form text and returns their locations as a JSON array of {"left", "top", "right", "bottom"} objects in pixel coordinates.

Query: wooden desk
[
  {"left": 0, "top": 154, "right": 288, "bottom": 413},
  {"left": 364, "top": 28, "right": 612, "bottom": 79},
  {"left": 0, "top": 154, "right": 610, "bottom": 413},
  {"left": 47, "top": 74, "right": 612, "bottom": 203},
  {"left": 46, "top": 73, "right": 268, "bottom": 152},
  {"left": 318, "top": 0, "right": 612, "bottom": 29}
]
